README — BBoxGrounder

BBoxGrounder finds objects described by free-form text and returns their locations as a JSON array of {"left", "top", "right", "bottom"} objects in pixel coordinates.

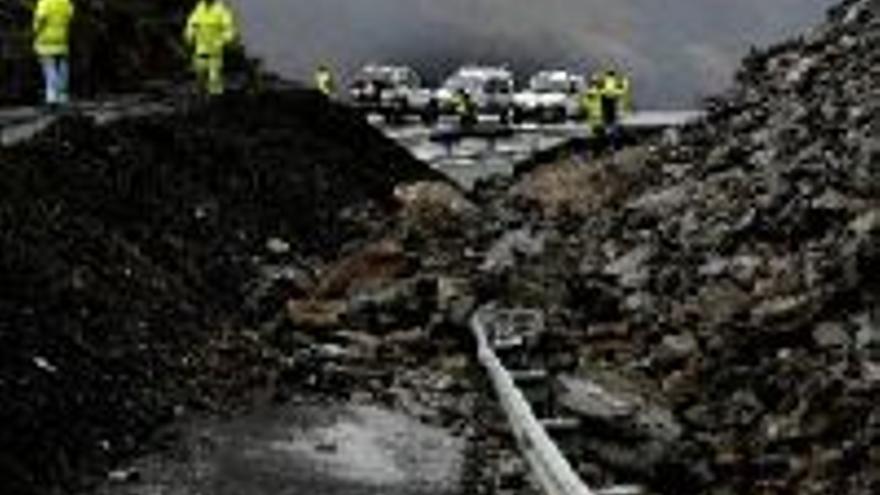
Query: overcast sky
[{"left": 230, "top": 0, "right": 835, "bottom": 108}]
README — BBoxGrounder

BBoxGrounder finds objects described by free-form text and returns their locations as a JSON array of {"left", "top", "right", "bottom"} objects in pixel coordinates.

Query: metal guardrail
[{"left": 471, "top": 307, "right": 597, "bottom": 495}]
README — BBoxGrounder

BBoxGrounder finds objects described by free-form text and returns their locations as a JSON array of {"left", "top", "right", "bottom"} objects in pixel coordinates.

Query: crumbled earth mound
[
  {"left": 0, "top": 90, "right": 437, "bottom": 494},
  {"left": 475, "top": 0, "right": 880, "bottom": 492}
]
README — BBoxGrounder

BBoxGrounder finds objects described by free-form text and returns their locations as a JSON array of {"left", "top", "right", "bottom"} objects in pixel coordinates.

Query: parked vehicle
[
  {"left": 349, "top": 64, "right": 438, "bottom": 123},
  {"left": 435, "top": 66, "right": 515, "bottom": 122},
  {"left": 513, "top": 70, "right": 586, "bottom": 123}
]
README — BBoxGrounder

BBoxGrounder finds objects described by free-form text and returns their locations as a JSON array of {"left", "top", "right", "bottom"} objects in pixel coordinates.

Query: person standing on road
[
  {"left": 454, "top": 88, "right": 477, "bottom": 128},
  {"left": 314, "top": 65, "right": 336, "bottom": 97},
  {"left": 600, "top": 69, "right": 625, "bottom": 149},
  {"left": 33, "top": 0, "right": 75, "bottom": 107},
  {"left": 618, "top": 72, "right": 633, "bottom": 114},
  {"left": 582, "top": 77, "right": 604, "bottom": 136},
  {"left": 185, "top": 0, "right": 237, "bottom": 96}
]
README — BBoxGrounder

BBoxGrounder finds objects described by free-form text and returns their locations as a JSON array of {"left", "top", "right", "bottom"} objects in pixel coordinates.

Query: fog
[{"left": 230, "top": 0, "right": 835, "bottom": 108}]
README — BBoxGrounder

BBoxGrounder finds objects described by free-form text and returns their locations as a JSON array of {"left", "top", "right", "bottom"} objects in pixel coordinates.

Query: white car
[
  {"left": 435, "top": 66, "right": 515, "bottom": 121},
  {"left": 349, "top": 65, "right": 438, "bottom": 123},
  {"left": 513, "top": 70, "right": 586, "bottom": 123}
]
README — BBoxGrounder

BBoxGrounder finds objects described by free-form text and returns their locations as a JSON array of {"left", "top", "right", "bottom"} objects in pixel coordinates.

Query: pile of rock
[
  {"left": 484, "top": 0, "right": 880, "bottom": 492},
  {"left": 0, "top": 90, "right": 438, "bottom": 494}
]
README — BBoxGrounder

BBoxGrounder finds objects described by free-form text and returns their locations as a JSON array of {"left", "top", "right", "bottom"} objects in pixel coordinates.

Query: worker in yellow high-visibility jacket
[
  {"left": 33, "top": 0, "right": 75, "bottom": 106},
  {"left": 582, "top": 77, "right": 603, "bottom": 135},
  {"left": 185, "top": 0, "right": 237, "bottom": 96},
  {"left": 600, "top": 69, "right": 633, "bottom": 116},
  {"left": 618, "top": 73, "right": 633, "bottom": 114},
  {"left": 314, "top": 65, "right": 336, "bottom": 97},
  {"left": 599, "top": 70, "right": 627, "bottom": 149},
  {"left": 454, "top": 89, "right": 477, "bottom": 128}
]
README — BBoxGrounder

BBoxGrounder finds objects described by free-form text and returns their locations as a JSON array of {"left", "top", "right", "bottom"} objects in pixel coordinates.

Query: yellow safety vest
[
  {"left": 582, "top": 87, "right": 603, "bottom": 129},
  {"left": 602, "top": 75, "right": 625, "bottom": 99},
  {"left": 315, "top": 70, "right": 335, "bottom": 96},
  {"left": 185, "top": 1, "right": 237, "bottom": 57},
  {"left": 454, "top": 93, "right": 475, "bottom": 116},
  {"left": 618, "top": 76, "right": 633, "bottom": 113},
  {"left": 33, "top": 0, "right": 74, "bottom": 57}
]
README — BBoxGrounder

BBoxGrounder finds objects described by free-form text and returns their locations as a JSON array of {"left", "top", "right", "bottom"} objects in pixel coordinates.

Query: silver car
[
  {"left": 513, "top": 70, "right": 586, "bottom": 123},
  {"left": 435, "top": 66, "right": 516, "bottom": 121},
  {"left": 349, "top": 65, "right": 438, "bottom": 123}
]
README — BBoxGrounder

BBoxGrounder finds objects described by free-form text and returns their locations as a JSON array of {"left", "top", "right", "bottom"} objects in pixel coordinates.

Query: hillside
[{"left": 485, "top": 0, "right": 880, "bottom": 491}]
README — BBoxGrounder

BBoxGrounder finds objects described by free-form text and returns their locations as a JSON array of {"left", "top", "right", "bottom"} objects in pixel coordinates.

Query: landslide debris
[
  {"left": 473, "top": 0, "right": 880, "bottom": 492},
  {"left": 0, "top": 90, "right": 438, "bottom": 494}
]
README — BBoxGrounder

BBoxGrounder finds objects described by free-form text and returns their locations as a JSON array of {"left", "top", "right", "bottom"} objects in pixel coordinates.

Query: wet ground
[
  {"left": 377, "top": 112, "right": 701, "bottom": 189},
  {"left": 93, "top": 403, "right": 465, "bottom": 495}
]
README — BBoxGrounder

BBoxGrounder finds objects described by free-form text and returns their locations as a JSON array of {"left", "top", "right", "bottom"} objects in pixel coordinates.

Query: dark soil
[{"left": 0, "top": 90, "right": 438, "bottom": 494}]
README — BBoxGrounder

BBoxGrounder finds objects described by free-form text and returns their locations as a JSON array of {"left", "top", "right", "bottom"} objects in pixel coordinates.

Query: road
[
  {"left": 376, "top": 111, "right": 703, "bottom": 189},
  {"left": 92, "top": 403, "right": 466, "bottom": 495},
  {"left": 0, "top": 98, "right": 175, "bottom": 146},
  {"left": 2, "top": 98, "right": 701, "bottom": 189}
]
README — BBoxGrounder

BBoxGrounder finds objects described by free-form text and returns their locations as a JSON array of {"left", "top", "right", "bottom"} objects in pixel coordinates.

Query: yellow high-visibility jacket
[
  {"left": 33, "top": 0, "right": 74, "bottom": 57},
  {"left": 315, "top": 69, "right": 335, "bottom": 96},
  {"left": 601, "top": 74, "right": 625, "bottom": 100},
  {"left": 582, "top": 86, "right": 603, "bottom": 129},
  {"left": 618, "top": 75, "right": 633, "bottom": 113},
  {"left": 454, "top": 92, "right": 475, "bottom": 117},
  {"left": 185, "top": 1, "right": 237, "bottom": 57}
]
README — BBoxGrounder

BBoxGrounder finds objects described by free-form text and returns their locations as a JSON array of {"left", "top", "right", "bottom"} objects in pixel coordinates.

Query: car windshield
[
  {"left": 530, "top": 75, "right": 577, "bottom": 93},
  {"left": 443, "top": 75, "right": 483, "bottom": 92},
  {"left": 355, "top": 67, "right": 412, "bottom": 86},
  {"left": 444, "top": 69, "right": 512, "bottom": 93},
  {"left": 485, "top": 78, "right": 511, "bottom": 93}
]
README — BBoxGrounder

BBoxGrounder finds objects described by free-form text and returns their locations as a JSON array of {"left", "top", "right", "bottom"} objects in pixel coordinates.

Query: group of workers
[
  {"left": 31, "top": 0, "right": 237, "bottom": 106},
  {"left": 32, "top": 0, "right": 631, "bottom": 140},
  {"left": 445, "top": 69, "right": 632, "bottom": 135}
]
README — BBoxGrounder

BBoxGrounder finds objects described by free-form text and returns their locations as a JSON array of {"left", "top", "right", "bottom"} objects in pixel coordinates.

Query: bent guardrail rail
[{"left": 470, "top": 307, "right": 597, "bottom": 495}]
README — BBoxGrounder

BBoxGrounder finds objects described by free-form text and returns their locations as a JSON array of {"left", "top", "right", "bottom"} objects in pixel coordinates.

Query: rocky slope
[
  {"left": 474, "top": 0, "right": 880, "bottom": 492},
  {"left": 4, "top": 1, "right": 880, "bottom": 494}
]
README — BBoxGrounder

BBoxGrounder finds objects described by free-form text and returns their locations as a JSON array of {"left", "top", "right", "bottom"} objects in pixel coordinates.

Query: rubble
[
  {"left": 6, "top": 1, "right": 880, "bottom": 494},
  {"left": 476, "top": 0, "right": 880, "bottom": 492},
  {"left": 394, "top": 180, "right": 479, "bottom": 235},
  {"left": 0, "top": 90, "right": 439, "bottom": 494}
]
